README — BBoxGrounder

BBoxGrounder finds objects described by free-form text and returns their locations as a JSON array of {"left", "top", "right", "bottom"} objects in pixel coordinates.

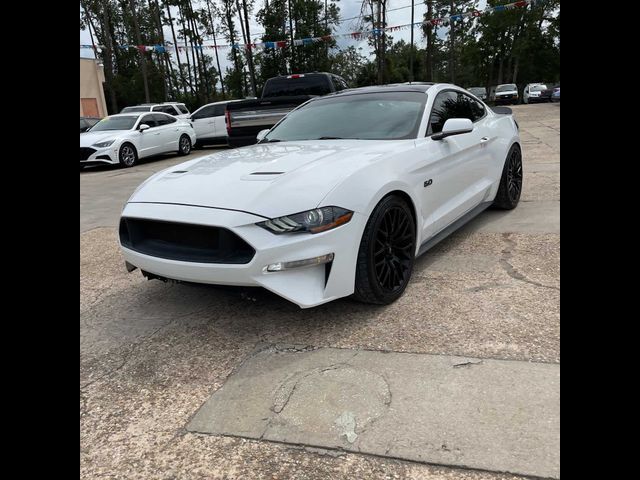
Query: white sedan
[
  {"left": 119, "top": 83, "right": 522, "bottom": 308},
  {"left": 80, "top": 112, "right": 196, "bottom": 168}
]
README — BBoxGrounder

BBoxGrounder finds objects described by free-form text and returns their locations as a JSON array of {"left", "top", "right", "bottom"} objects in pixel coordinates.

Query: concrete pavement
[{"left": 80, "top": 103, "right": 559, "bottom": 479}]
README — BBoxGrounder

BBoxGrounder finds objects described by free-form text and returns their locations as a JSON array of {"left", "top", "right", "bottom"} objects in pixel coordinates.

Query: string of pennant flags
[{"left": 81, "top": 0, "right": 539, "bottom": 53}]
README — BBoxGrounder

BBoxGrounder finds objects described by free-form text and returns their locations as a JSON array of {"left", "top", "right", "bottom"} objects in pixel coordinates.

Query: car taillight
[{"left": 225, "top": 109, "right": 231, "bottom": 134}]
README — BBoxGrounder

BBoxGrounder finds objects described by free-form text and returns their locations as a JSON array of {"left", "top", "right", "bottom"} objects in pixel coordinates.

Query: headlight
[
  {"left": 257, "top": 206, "right": 353, "bottom": 234},
  {"left": 92, "top": 139, "right": 116, "bottom": 148}
]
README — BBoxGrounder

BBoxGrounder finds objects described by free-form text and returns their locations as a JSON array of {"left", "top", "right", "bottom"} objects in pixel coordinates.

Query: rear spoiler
[{"left": 492, "top": 106, "right": 512, "bottom": 115}]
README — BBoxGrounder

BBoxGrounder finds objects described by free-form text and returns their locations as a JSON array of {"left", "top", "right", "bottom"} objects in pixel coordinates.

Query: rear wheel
[
  {"left": 178, "top": 135, "right": 192, "bottom": 155},
  {"left": 353, "top": 195, "right": 416, "bottom": 305},
  {"left": 118, "top": 143, "right": 137, "bottom": 168},
  {"left": 493, "top": 144, "right": 523, "bottom": 209}
]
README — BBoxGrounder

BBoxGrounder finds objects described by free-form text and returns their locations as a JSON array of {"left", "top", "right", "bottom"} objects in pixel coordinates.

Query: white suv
[{"left": 120, "top": 102, "right": 191, "bottom": 119}]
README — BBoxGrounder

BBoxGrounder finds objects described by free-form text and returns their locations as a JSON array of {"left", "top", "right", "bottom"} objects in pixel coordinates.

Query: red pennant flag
[
  {"left": 514, "top": 1, "right": 528, "bottom": 7},
  {"left": 137, "top": 45, "right": 146, "bottom": 53},
  {"left": 321, "top": 35, "right": 332, "bottom": 41},
  {"left": 276, "top": 40, "right": 287, "bottom": 48},
  {"left": 471, "top": 10, "right": 482, "bottom": 17}
]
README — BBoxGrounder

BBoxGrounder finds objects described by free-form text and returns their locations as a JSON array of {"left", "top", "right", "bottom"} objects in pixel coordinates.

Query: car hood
[
  {"left": 80, "top": 130, "right": 128, "bottom": 146},
  {"left": 495, "top": 90, "right": 517, "bottom": 96},
  {"left": 129, "top": 140, "right": 409, "bottom": 218}
]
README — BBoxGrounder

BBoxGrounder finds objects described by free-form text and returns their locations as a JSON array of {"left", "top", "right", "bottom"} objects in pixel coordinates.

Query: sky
[{"left": 80, "top": 1, "right": 488, "bottom": 88}]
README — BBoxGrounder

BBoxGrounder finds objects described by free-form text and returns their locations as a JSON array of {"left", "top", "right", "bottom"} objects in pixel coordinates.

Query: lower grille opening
[
  {"left": 119, "top": 218, "right": 255, "bottom": 264},
  {"left": 80, "top": 147, "right": 96, "bottom": 160}
]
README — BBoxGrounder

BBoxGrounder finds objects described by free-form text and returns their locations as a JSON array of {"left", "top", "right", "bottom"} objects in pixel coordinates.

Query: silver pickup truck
[{"left": 225, "top": 72, "right": 349, "bottom": 148}]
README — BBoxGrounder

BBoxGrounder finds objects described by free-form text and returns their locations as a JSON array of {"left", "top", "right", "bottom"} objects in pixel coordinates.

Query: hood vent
[{"left": 250, "top": 171, "right": 283, "bottom": 175}]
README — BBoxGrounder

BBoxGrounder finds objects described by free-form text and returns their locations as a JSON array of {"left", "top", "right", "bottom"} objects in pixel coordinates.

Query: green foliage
[{"left": 81, "top": 0, "right": 560, "bottom": 111}]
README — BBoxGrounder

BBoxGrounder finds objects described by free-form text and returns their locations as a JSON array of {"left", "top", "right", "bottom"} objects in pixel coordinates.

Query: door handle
[{"left": 480, "top": 136, "right": 489, "bottom": 142}]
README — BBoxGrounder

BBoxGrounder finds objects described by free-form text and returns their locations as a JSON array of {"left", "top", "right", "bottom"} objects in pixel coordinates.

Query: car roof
[
  {"left": 332, "top": 83, "right": 437, "bottom": 97},
  {"left": 106, "top": 113, "right": 144, "bottom": 118}
]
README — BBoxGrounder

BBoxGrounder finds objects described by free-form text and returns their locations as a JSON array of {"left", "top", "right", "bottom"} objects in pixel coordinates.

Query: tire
[
  {"left": 178, "top": 135, "right": 192, "bottom": 155},
  {"left": 493, "top": 144, "right": 523, "bottom": 210},
  {"left": 118, "top": 143, "right": 138, "bottom": 168},
  {"left": 353, "top": 195, "right": 416, "bottom": 305}
]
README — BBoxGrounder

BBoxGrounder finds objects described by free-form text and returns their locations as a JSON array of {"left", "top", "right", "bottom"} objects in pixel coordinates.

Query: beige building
[{"left": 80, "top": 57, "right": 108, "bottom": 118}]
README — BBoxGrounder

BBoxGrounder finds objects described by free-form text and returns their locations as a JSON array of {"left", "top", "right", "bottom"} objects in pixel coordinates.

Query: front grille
[
  {"left": 80, "top": 147, "right": 96, "bottom": 160},
  {"left": 119, "top": 218, "right": 255, "bottom": 264}
]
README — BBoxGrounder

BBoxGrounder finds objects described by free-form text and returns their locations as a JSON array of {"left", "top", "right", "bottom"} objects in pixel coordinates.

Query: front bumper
[
  {"left": 119, "top": 202, "right": 366, "bottom": 308},
  {"left": 80, "top": 145, "right": 119, "bottom": 165},
  {"left": 495, "top": 95, "right": 518, "bottom": 104}
]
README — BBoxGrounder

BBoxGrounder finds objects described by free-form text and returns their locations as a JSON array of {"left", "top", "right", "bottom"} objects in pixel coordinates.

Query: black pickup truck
[{"left": 225, "top": 72, "right": 349, "bottom": 147}]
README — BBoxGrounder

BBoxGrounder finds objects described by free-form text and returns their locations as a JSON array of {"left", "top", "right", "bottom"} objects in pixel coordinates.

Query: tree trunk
[
  {"left": 178, "top": 4, "right": 197, "bottom": 96},
  {"left": 166, "top": 2, "right": 189, "bottom": 95},
  {"left": 242, "top": 0, "right": 257, "bottom": 96},
  {"left": 287, "top": 0, "right": 296, "bottom": 73},
  {"left": 206, "top": 0, "right": 225, "bottom": 97},
  {"left": 127, "top": 0, "right": 151, "bottom": 103},
  {"left": 449, "top": 0, "right": 455, "bottom": 83},
  {"left": 425, "top": 0, "right": 434, "bottom": 82},
  {"left": 99, "top": 2, "right": 119, "bottom": 113}
]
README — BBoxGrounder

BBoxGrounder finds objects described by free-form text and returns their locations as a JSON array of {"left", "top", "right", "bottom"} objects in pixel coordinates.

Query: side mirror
[
  {"left": 432, "top": 118, "right": 473, "bottom": 140},
  {"left": 139, "top": 124, "right": 150, "bottom": 132},
  {"left": 256, "top": 129, "right": 270, "bottom": 142}
]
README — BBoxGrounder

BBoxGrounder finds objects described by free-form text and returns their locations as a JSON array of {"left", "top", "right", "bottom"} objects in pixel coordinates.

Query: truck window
[{"left": 262, "top": 75, "right": 332, "bottom": 97}]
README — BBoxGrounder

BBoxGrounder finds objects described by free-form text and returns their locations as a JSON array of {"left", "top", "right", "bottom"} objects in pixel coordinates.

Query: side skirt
[{"left": 417, "top": 201, "right": 493, "bottom": 257}]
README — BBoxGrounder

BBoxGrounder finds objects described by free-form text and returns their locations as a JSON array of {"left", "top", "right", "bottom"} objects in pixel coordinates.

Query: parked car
[
  {"left": 80, "top": 117, "right": 100, "bottom": 133},
  {"left": 523, "top": 83, "right": 547, "bottom": 104},
  {"left": 80, "top": 112, "right": 196, "bottom": 168},
  {"left": 120, "top": 102, "right": 191, "bottom": 119},
  {"left": 189, "top": 100, "right": 241, "bottom": 146},
  {"left": 118, "top": 83, "right": 522, "bottom": 308},
  {"left": 539, "top": 84, "right": 559, "bottom": 102},
  {"left": 225, "top": 72, "right": 349, "bottom": 147},
  {"left": 492, "top": 84, "right": 519, "bottom": 104},
  {"left": 467, "top": 87, "right": 487, "bottom": 100},
  {"left": 551, "top": 85, "right": 560, "bottom": 102}
]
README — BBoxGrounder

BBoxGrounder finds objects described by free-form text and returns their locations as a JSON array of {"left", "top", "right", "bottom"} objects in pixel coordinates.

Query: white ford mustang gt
[
  {"left": 119, "top": 83, "right": 522, "bottom": 308},
  {"left": 80, "top": 112, "right": 196, "bottom": 168}
]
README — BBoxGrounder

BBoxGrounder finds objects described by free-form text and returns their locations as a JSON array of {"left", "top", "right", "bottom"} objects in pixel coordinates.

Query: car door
[
  {"left": 138, "top": 114, "right": 161, "bottom": 156},
  {"left": 416, "top": 90, "right": 487, "bottom": 236},
  {"left": 191, "top": 105, "right": 217, "bottom": 141},
  {"left": 152, "top": 113, "right": 178, "bottom": 152},
  {"left": 212, "top": 103, "right": 228, "bottom": 139}
]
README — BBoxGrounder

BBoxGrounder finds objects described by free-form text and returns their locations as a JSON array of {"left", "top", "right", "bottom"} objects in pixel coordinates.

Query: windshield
[
  {"left": 121, "top": 106, "right": 151, "bottom": 113},
  {"left": 90, "top": 116, "right": 138, "bottom": 131},
  {"left": 496, "top": 84, "right": 517, "bottom": 92},
  {"left": 265, "top": 92, "right": 427, "bottom": 142},
  {"left": 469, "top": 87, "right": 486, "bottom": 94},
  {"left": 531, "top": 84, "right": 547, "bottom": 92}
]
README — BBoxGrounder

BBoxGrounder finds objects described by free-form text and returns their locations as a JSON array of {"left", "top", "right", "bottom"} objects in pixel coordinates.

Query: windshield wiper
[
  {"left": 260, "top": 138, "right": 281, "bottom": 143},
  {"left": 315, "top": 136, "right": 346, "bottom": 140}
]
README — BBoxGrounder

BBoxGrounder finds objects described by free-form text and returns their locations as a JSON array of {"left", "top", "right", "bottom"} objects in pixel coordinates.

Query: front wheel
[
  {"left": 353, "top": 195, "right": 416, "bottom": 305},
  {"left": 178, "top": 135, "right": 192, "bottom": 155},
  {"left": 493, "top": 144, "right": 523, "bottom": 209},
  {"left": 118, "top": 143, "right": 137, "bottom": 168}
]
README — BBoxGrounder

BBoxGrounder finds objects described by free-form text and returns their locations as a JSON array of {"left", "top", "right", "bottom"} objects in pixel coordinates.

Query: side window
[
  {"left": 176, "top": 104, "right": 190, "bottom": 114},
  {"left": 427, "top": 91, "right": 458, "bottom": 135},
  {"left": 467, "top": 95, "right": 485, "bottom": 121},
  {"left": 154, "top": 114, "right": 174, "bottom": 126},
  {"left": 213, "top": 104, "right": 226, "bottom": 117},
  {"left": 332, "top": 76, "right": 343, "bottom": 91},
  {"left": 192, "top": 105, "right": 216, "bottom": 120},
  {"left": 340, "top": 78, "right": 350, "bottom": 90},
  {"left": 140, "top": 114, "right": 157, "bottom": 128}
]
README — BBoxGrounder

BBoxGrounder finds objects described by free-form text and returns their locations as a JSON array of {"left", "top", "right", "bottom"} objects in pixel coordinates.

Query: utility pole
[
  {"left": 376, "top": 0, "right": 382, "bottom": 84},
  {"left": 241, "top": 0, "right": 258, "bottom": 96}
]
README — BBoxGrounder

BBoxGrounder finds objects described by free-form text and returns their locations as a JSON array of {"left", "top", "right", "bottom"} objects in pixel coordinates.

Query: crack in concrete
[{"left": 500, "top": 233, "right": 559, "bottom": 291}]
